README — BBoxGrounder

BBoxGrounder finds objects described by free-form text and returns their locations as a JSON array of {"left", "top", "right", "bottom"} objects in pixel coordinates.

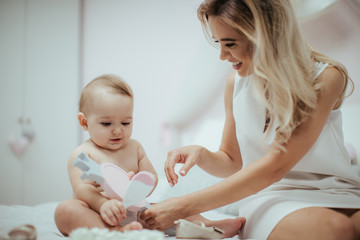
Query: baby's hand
[
  {"left": 100, "top": 199, "right": 126, "bottom": 226},
  {"left": 127, "top": 171, "right": 135, "bottom": 180}
]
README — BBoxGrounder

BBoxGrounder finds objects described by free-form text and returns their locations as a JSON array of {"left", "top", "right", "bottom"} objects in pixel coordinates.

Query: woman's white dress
[{"left": 232, "top": 62, "right": 360, "bottom": 239}]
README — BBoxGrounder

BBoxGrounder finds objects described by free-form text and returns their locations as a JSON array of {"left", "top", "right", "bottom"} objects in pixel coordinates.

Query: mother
[{"left": 141, "top": 0, "right": 360, "bottom": 239}]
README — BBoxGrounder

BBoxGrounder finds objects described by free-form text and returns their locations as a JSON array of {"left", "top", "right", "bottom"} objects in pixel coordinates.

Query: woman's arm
[
  {"left": 143, "top": 67, "right": 345, "bottom": 230},
  {"left": 197, "top": 71, "right": 242, "bottom": 177},
  {"left": 164, "top": 72, "right": 242, "bottom": 184}
]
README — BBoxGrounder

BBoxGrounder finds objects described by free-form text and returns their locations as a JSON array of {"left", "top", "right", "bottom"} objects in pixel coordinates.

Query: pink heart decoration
[
  {"left": 8, "top": 134, "right": 30, "bottom": 157},
  {"left": 73, "top": 153, "right": 156, "bottom": 212},
  {"left": 101, "top": 163, "right": 155, "bottom": 211}
]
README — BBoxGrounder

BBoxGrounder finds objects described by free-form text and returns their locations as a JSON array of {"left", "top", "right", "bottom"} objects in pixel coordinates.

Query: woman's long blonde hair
[{"left": 198, "top": 0, "right": 354, "bottom": 151}]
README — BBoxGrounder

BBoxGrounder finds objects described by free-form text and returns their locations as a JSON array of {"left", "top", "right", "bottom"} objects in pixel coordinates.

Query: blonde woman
[{"left": 140, "top": 0, "right": 360, "bottom": 239}]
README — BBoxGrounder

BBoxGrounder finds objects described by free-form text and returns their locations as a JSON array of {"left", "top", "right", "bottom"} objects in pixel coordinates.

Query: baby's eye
[
  {"left": 101, "top": 122, "right": 111, "bottom": 126},
  {"left": 122, "top": 122, "right": 130, "bottom": 126}
]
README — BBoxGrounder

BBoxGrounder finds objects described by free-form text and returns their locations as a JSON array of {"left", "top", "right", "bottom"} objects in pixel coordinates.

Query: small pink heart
[{"left": 8, "top": 134, "right": 30, "bottom": 157}]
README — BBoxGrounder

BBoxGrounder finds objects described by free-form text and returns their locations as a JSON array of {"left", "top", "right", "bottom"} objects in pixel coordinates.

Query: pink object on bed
[{"left": 74, "top": 152, "right": 156, "bottom": 211}]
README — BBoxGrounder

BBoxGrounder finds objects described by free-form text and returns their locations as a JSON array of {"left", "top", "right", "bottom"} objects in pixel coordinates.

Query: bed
[
  {"left": 0, "top": 205, "right": 244, "bottom": 240},
  {"left": 0, "top": 201, "right": 63, "bottom": 239},
  {"left": 0, "top": 188, "right": 242, "bottom": 240}
]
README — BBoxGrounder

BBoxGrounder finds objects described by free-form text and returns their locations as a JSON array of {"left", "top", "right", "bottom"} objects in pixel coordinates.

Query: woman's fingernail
[
  {"left": 169, "top": 182, "right": 173, "bottom": 187},
  {"left": 180, "top": 170, "right": 186, "bottom": 176}
]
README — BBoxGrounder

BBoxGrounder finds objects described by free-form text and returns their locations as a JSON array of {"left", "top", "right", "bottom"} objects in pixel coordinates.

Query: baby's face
[{"left": 85, "top": 89, "right": 133, "bottom": 150}]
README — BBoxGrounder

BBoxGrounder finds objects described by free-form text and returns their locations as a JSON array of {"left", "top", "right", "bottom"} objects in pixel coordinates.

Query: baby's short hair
[{"left": 79, "top": 74, "right": 133, "bottom": 112}]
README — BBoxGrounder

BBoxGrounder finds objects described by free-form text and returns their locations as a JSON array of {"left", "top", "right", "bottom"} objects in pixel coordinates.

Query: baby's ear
[{"left": 77, "top": 112, "right": 88, "bottom": 131}]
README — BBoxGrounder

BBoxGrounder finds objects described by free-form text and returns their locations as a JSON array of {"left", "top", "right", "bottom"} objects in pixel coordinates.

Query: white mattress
[
  {"left": 0, "top": 201, "right": 250, "bottom": 240},
  {"left": 0, "top": 202, "right": 64, "bottom": 239}
]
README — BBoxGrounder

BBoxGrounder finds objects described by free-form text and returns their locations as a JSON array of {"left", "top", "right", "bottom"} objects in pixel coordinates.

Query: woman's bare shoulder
[{"left": 317, "top": 66, "right": 345, "bottom": 109}]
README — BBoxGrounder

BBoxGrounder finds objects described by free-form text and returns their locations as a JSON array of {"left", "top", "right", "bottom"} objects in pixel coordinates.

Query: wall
[{"left": 0, "top": 0, "right": 80, "bottom": 205}]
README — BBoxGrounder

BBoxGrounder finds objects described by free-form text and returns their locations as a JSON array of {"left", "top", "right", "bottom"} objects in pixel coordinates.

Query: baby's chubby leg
[{"left": 54, "top": 199, "right": 142, "bottom": 236}]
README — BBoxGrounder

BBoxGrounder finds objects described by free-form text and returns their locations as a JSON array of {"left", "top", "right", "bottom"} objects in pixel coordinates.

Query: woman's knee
[
  {"left": 269, "top": 208, "right": 357, "bottom": 240},
  {"left": 301, "top": 209, "right": 357, "bottom": 240},
  {"left": 327, "top": 213, "right": 356, "bottom": 240}
]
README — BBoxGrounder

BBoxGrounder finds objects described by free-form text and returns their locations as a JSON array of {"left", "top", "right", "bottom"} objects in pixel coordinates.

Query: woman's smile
[{"left": 231, "top": 61, "right": 242, "bottom": 70}]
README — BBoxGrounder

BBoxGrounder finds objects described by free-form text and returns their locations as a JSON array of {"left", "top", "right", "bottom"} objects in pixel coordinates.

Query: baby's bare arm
[
  {"left": 68, "top": 150, "right": 128, "bottom": 226},
  {"left": 136, "top": 141, "right": 158, "bottom": 195},
  {"left": 68, "top": 150, "right": 110, "bottom": 213}
]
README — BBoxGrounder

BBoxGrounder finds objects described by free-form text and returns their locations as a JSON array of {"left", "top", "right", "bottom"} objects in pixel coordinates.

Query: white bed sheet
[
  {"left": 0, "top": 202, "right": 64, "bottom": 239},
  {"left": 0, "top": 201, "right": 250, "bottom": 240}
]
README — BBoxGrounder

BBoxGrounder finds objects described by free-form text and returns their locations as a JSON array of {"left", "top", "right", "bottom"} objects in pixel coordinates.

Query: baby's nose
[{"left": 112, "top": 126, "right": 122, "bottom": 134}]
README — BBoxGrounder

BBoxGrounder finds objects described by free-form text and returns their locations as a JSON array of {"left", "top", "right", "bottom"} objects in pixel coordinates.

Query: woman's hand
[
  {"left": 139, "top": 197, "right": 186, "bottom": 230},
  {"left": 165, "top": 145, "right": 204, "bottom": 186},
  {"left": 100, "top": 199, "right": 126, "bottom": 226}
]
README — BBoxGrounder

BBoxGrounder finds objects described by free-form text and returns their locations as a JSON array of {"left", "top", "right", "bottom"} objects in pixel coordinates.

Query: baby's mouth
[{"left": 110, "top": 138, "right": 121, "bottom": 142}]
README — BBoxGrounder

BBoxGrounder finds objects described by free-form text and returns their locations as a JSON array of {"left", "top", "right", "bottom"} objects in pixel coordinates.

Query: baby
[{"left": 55, "top": 74, "right": 157, "bottom": 235}]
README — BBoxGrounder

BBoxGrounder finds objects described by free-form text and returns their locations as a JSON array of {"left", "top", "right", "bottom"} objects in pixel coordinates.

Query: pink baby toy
[{"left": 73, "top": 152, "right": 156, "bottom": 212}]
